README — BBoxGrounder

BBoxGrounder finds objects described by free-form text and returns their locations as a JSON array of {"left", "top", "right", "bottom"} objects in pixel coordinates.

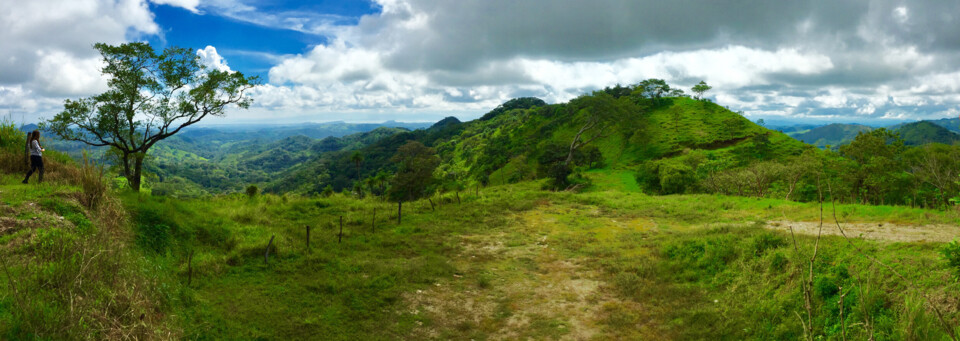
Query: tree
[
  {"left": 744, "top": 161, "right": 786, "bottom": 198},
  {"left": 44, "top": 42, "right": 257, "bottom": 191},
  {"left": 564, "top": 92, "right": 626, "bottom": 167},
  {"left": 388, "top": 141, "right": 440, "bottom": 224},
  {"left": 635, "top": 79, "right": 670, "bottom": 104},
  {"left": 351, "top": 151, "right": 364, "bottom": 182},
  {"left": 839, "top": 129, "right": 905, "bottom": 204},
  {"left": 691, "top": 81, "right": 712, "bottom": 100},
  {"left": 245, "top": 184, "right": 258, "bottom": 198}
]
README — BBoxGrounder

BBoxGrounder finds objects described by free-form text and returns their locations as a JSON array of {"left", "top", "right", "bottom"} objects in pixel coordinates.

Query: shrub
[
  {"left": 136, "top": 223, "right": 171, "bottom": 254},
  {"left": 245, "top": 184, "right": 259, "bottom": 198},
  {"left": 751, "top": 232, "right": 786, "bottom": 257},
  {"left": 77, "top": 152, "right": 107, "bottom": 209},
  {"left": 941, "top": 240, "right": 960, "bottom": 279},
  {"left": 322, "top": 185, "right": 334, "bottom": 197}
]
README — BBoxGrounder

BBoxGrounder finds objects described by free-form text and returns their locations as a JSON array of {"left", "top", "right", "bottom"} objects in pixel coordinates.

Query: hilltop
[{"left": 266, "top": 94, "right": 805, "bottom": 194}]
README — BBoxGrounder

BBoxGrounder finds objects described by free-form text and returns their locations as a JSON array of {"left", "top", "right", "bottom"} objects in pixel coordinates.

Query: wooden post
[
  {"left": 372, "top": 208, "right": 376, "bottom": 233},
  {"left": 265, "top": 235, "right": 274, "bottom": 265},
  {"left": 338, "top": 216, "right": 343, "bottom": 244},
  {"left": 187, "top": 250, "right": 194, "bottom": 286},
  {"left": 398, "top": 201, "right": 402, "bottom": 224},
  {"left": 306, "top": 225, "right": 311, "bottom": 250}
]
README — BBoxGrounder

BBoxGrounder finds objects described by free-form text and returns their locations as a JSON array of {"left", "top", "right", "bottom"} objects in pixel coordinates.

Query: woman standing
[{"left": 22, "top": 130, "right": 44, "bottom": 184}]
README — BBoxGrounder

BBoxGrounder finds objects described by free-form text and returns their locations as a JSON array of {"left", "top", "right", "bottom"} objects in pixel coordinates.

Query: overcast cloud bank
[{"left": 1, "top": 0, "right": 958, "bottom": 124}]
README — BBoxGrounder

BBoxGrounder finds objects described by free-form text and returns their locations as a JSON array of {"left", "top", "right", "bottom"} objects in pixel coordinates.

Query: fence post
[
  {"left": 372, "top": 208, "right": 376, "bottom": 233},
  {"left": 265, "top": 235, "right": 275, "bottom": 265},
  {"left": 306, "top": 225, "right": 311, "bottom": 250},
  {"left": 187, "top": 250, "right": 194, "bottom": 286},
  {"left": 338, "top": 216, "right": 343, "bottom": 244}
]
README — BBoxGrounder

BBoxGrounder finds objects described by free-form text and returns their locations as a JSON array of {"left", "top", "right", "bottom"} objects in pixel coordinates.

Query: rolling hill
[
  {"left": 895, "top": 121, "right": 960, "bottom": 146},
  {"left": 265, "top": 94, "right": 807, "bottom": 194},
  {"left": 791, "top": 123, "right": 872, "bottom": 148}
]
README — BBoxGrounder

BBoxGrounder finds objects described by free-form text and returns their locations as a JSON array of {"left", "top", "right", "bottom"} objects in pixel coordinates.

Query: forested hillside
[{"left": 792, "top": 123, "right": 873, "bottom": 147}]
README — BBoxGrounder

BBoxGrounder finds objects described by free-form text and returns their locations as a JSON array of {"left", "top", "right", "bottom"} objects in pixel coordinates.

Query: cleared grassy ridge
[{"left": 5, "top": 118, "right": 960, "bottom": 339}]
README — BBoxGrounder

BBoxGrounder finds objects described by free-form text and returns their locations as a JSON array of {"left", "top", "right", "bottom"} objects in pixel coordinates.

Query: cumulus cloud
[
  {"left": 0, "top": 0, "right": 159, "bottom": 120},
  {"left": 238, "top": 0, "right": 960, "bottom": 123},
  {"left": 4, "top": 0, "right": 960, "bottom": 124},
  {"left": 197, "top": 46, "right": 232, "bottom": 72}
]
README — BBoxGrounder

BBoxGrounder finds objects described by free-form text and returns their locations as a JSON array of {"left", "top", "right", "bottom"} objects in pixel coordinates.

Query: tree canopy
[
  {"left": 691, "top": 81, "right": 712, "bottom": 100},
  {"left": 388, "top": 141, "right": 440, "bottom": 204},
  {"left": 44, "top": 42, "right": 257, "bottom": 191}
]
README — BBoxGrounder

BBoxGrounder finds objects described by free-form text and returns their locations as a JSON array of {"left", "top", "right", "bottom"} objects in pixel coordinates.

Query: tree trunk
[
  {"left": 122, "top": 153, "right": 144, "bottom": 192},
  {"left": 456, "top": 191, "right": 461, "bottom": 205},
  {"left": 428, "top": 198, "right": 435, "bottom": 211},
  {"left": 397, "top": 201, "right": 402, "bottom": 224}
]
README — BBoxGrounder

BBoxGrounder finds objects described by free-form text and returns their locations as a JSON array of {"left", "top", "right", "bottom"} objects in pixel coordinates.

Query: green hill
[
  {"left": 895, "top": 121, "right": 960, "bottom": 146},
  {"left": 265, "top": 93, "right": 806, "bottom": 195},
  {"left": 792, "top": 123, "right": 872, "bottom": 147},
  {"left": 891, "top": 117, "right": 960, "bottom": 134},
  {"left": 5, "top": 117, "right": 960, "bottom": 340}
]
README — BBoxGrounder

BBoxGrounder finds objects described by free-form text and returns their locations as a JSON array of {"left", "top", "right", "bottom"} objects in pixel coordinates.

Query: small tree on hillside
[
  {"left": 388, "top": 141, "right": 440, "bottom": 224},
  {"left": 45, "top": 42, "right": 257, "bottom": 191},
  {"left": 564, "top": 92, "right": 627, "bottom": 167},
  {"left": 635, "top": 79, "right": 671, "bottom": 104},
  {"left": 691, "top": 81, "right": 712, "bottom": 100},
  {"left": 351, "top": 151, "right": 364, "bottom": 181}
]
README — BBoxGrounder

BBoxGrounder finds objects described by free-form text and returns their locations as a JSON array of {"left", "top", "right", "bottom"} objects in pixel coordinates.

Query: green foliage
[
  {"left": 388, "top": 141, "right": 440, "bottom": 203},
  {"left": 750, "top": 231, "right": 786, "bottom": 257},
  {"left": 322, "top": 184, "right": 334, "bottom": 197},
  {"left": 245, "top": 184, "right": 259, "bottom": 198},
  {"left": 43, "top": 42, "right": 258, "bottom": 191},
  {"left": 478, "top": 97, "right": 547, "bottom": 121},
  {"left": 691, "top": 80, "right": 712, "bottom": 100},
  {"left": 896, "top": 121, "right": 960, "bottom": 146},
  {"left": 941, "top": 240, "right": 960, "bottom": 279}
]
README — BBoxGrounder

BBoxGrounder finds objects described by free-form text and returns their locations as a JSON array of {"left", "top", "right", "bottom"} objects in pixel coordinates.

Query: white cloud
[
  {"left": 149, "top": 0, "right": 200, "bottom": 13},
  {"left": 5, "top": 0, "right": 960, "bottom": 124},
  {"left": 197, "top": 45, "right": 232, "bottom": 72},
  {"left": 0, "top": 0, "right": 159, "bottom": 121},
  {"left": 33, "top": 50, "right": 109, "bottom": 96}
]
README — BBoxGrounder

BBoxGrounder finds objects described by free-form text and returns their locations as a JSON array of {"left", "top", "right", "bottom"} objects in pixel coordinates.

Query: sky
[{"left": 1, "top": 0, "right": 959, "bottom": 125}]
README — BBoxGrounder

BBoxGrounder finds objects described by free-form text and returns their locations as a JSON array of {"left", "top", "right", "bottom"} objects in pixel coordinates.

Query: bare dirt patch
[
  {"left": 402, "top": 208, "right": 624, "bottom": 340},
  {"left": 766, "top": 220, "right": 960, "bottom": 243}
]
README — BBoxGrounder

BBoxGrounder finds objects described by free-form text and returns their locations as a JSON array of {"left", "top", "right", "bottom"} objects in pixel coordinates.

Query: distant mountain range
[{"left": 786, "top": 118, "right": 960, "bottom": 148}]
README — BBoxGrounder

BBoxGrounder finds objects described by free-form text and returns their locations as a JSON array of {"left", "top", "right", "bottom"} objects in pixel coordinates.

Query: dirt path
[
  {"left": 402, "top": 205, "right": 624, "bottom": 340},
  {"left": 766, "top": 220, "right": 960, "bottom": 243}
]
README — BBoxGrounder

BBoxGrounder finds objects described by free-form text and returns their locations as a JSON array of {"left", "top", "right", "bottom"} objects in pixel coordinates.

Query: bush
[
  {"left": 941, "top": 240, "right": 960, "bottom": 279},
  {"left": 77, "top": 152, "right": 107, "bottom": 209},
  {"left": 322, "top": 185, "right": 334, "bottom": 197},
  {"left": 245, "top": 184, "right": 259, "bottom": 198},
  {"left": 751, "top": 232, "right": 786, "bottom": 257}
]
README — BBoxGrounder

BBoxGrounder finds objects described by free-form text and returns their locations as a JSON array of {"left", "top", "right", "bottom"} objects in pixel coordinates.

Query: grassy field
[{"left": 4, "top": 165, "right": 960, "bottom": 339}]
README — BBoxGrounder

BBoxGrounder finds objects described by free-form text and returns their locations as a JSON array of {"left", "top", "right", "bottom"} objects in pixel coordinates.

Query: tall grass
[
  {"left": 0, "top": 118, "right": 27, "bottom": 173},
  {"left": 0, "top": 143, "right": 174, "bottom": 339}
]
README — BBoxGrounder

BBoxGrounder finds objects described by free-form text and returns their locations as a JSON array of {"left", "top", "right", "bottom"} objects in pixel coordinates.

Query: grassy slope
[
  {"left": 451, "top": 96, "right": 806, "bottom": 188},
  {"left": 4, "top": 163, "right": 960, "bottom": 339}
]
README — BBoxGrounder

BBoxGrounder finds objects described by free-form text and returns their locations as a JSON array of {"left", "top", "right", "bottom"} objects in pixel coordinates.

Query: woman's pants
[{"left": 23, "top": 155, "right": 43, "bottom": 183}]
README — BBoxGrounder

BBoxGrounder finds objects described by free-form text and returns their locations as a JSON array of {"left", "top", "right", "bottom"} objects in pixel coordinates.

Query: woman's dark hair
[{"left": 30, "top": 130, "right": 40, "bottom": 142}]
